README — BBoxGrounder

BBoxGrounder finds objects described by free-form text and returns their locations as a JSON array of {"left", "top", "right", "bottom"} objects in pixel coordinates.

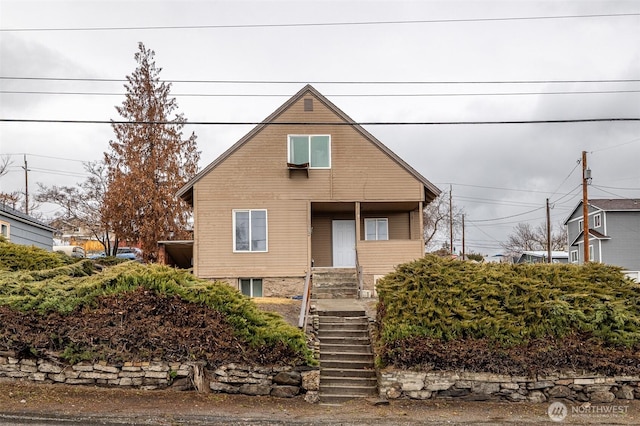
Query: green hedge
[
  {"left": 377, "top": 255, "right": 640, "bottom": 347},
  {"left": 0, "top": 241, "right": 314, "bottom": 365}
]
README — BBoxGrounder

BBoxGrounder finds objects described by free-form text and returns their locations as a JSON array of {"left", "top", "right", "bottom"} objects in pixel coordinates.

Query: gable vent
[{"left": 304, "top": 98, "right": 313, "bottom": 111}]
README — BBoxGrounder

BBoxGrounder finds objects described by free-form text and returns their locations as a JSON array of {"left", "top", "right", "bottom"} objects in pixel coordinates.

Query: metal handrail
[{"left": 298, "top": 267, "right": 312, "bottom": 329}]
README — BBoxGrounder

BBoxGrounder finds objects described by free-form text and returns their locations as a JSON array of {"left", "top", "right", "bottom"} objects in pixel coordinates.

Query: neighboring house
[
  {"left": 516, "top": 251, "right": 569, "bottom": 264},
  {"left": 564, "top": 199, "right": 640, "bottom": 274},
  {"left": 0, "top": 203, "right": 55, "bottom": 250},
  {"left": 176, "top": 85, "right": 440, "bottom": 297}
]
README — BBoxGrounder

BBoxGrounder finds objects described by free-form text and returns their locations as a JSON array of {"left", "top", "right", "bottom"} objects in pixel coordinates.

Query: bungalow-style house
[
  {"left": 565, "top": 199, "right": 640, "bottom": 275},
  {"left": 176, "top": 85, "right": 440, "bottom": 297},
  {"left": 0, "top": 203, "right": 55, "bottom": 250},
  {"left": 516, "top": 250, "right": 569, "bottom": 264}
]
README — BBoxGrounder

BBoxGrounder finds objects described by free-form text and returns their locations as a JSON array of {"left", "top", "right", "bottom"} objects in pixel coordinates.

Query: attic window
[
  {"left": 288, "top": 135, "right": 331, "bottom": 168},
  {"left": 304, "top": 98, "right": 313, "bottom": 111}
]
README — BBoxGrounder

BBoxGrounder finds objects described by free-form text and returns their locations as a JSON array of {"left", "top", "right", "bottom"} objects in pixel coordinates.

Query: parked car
[
  {"left": 53, "top": 245, "right": 85, "bottom": 258},
  {"left": 89, "top": 247, "right": 143, "bottom": 261}
]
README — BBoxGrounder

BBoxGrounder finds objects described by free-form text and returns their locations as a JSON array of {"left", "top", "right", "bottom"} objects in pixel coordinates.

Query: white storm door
[{"left": 332, "top": 220, "right": 356, "bottom": 267}]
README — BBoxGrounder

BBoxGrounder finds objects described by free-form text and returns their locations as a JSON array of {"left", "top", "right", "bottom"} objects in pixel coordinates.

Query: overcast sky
[{"left": 1, "top": 0, "right": 639, "bottom": 255}]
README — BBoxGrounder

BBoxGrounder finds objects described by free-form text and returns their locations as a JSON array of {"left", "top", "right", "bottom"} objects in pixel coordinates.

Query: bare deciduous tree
[
  {"left": 104, "top": 43, "right": 200, "bottom": 262},
  {"left": 37, "top": 161, "right": 118, "bottom": 255},
  {"left": 502, "top": 221, "right": 566, "bottom": 256},
  {"left": 423, "top": 190, "right": 464, "bottom": 252}
]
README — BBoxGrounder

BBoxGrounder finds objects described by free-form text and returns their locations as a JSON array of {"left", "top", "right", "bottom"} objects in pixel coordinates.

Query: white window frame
[
  {"left": 239, "top": 278, "right": 263, "bottom": 298},
  {"left": 570, "top": 250, "right": 578, "bottom": 263},
  {"left": 0, "top": 221, "right": 9, "bottom": 240},
  {"left": 364, "top": 218, "right": 389, "bottom": 241},
  {"left": 594, "top": 213, "right": 601, "bottom": 228},
  {"left": 233, "top": 209, "right": 268, "bottom": 253},
  {"left": 578, "top": 219, "right": 584, "bottom": 230},
  {"left": 589, "top": 244, "right": 594, "bottom": 262},
  {"left": 287, "top": 135, "right": 331, "bottom": 169}
]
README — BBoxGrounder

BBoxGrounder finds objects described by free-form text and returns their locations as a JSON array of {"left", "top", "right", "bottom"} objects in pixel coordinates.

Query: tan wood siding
[
  {"left": 194, "top": 199, "right": 309, "bottom": 279},
  {"left": 310, "top": 216, "right": 332, "bottom": 267},
  {"left": 191, "top": 94, "right": 428, "bottom": 279},
  {"left": 358, "top": 240, "right": 424, "bottom": 275}
]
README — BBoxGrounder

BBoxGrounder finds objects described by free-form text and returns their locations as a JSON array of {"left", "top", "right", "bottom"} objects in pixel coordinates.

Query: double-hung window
[
  {"left": 570, "top": 250, "right": 578, "bottom": 263},
  {"left": 288, "top": 135, "right": 331, "bottom": 168},
  {"left": 233, "top": 209, "right": 267, "bottom": 252},
  {"left": 594, "top": 214, "right": 602, "bottom": 228},
  {"left": 0, "top": 221, "right": 9, "bottom": 240},
  {"left": 364, "top": 218, "right": 389, "bottom": 241}
]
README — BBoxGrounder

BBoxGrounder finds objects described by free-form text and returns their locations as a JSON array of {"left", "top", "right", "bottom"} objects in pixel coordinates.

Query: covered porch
[{"left": 310, "top": 201, "right": 424, "bottom": 276}]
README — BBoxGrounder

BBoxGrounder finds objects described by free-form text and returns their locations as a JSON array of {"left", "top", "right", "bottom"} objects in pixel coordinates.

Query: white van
[{"left": 53, "top": 245, "right": 86, "bottom": 258}]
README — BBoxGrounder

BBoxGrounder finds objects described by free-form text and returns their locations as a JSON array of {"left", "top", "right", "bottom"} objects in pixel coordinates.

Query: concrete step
[
  {"left": 321, "top": 376, "right": 378, "bottom": 387},
  {"left": 318, "top": 316, "right": 369, "bottom": 324},
  {"left": 317, "top": 310, "right": 365, "bottom": 317},
  {"left": 318, "top": 330, "right": 370, "bottom": 339},
  {"left": 318, "top": 336, "right": 370, "bottom": 345},
  {"left": 319, "top": 394, "right": 375, "bottom": 405},
  {"left": 320, "top": 343, "right": 372, "bottom": 354},
  {"left": 320, "top": 359, "right": 375, "bottom": 370},
  {"left": 320, "top": 367, "right": 377, "bottom": 378},
  {"left": 318, "top": 322, "right": 369, "bottom": 331},
  {"left": 320, "top": 384, "right": 378, "bottom": 396},
  {"left": 320, "top": 352, "right": 374, "bottom": 362},
  {"left": 312, "top": 292, "right": 358, "bottom": 300}
]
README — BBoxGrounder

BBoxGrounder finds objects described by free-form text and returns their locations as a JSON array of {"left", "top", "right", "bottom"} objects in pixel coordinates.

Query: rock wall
[
  {"left": 0, "top": 351, "right": 320, "bottom": 399},
  {"left": 380, "top": 370, "right": 640, "bottom": 403}
]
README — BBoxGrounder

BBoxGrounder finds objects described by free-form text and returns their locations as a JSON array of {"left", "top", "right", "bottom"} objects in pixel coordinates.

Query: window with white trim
[
  {"left": 364, "top": 218, "right": 389, "bottom": 241},
  {"left": 0, "top": 221, "right": 9, "bottom": 240},
  {"left": 240, "top": 278, "right": 263, "bottom": 297},
  {"left": 570, "top": 250, "right": 578, "bottom": 263},
  {"left": 578, "top": 219, "right": 584, "bottom": 230},
  {"left": 594, "top": 213, "right": 601, "bottom": 228},
  {"left": 288, "top": 135, "right": 331, "bottom": 168},
  {"left": 589, "top": 244, "right": 594, "bottom": 262},
  {"left": 233, "top": 210, "right": 267, "bottom": 252}
]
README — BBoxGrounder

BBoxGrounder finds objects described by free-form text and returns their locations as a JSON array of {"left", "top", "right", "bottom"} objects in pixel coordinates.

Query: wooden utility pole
[
  {"left": 22, "top": 155, "right": 29, "bottom": 215},
  {"left": 582, "top": 151, "right": 590, "bottom": 263},
  {"left": 449, "top": 184, "right": 453, "bottom": 255},
  {"left": 546, "top": 198, "right": 552, "bottom": 263},
  {"left": 461, "top": 214, "right": 465, "bottom": 260}
]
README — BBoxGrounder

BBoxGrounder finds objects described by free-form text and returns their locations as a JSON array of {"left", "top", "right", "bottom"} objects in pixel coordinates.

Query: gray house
[
  {"left": 564, "top": 199, "right": 640, "bottom": 274},
  {"left": 0, "top": 203, "right": 55, "bottom": 250}
]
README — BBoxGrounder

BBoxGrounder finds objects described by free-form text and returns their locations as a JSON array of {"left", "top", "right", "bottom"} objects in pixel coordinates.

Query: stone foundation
[
  {"left": 0, "top": 351, "right": 319, "bottom": 399},
  {"left": 380, "top": 370, "right": 640, "bottom": 403},
  {"left": 212, "top": 277, "right": 305, "bottom": 298}
]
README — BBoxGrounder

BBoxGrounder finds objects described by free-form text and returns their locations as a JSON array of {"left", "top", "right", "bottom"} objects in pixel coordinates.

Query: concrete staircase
[
  {"left": 317, "top": 307, "right": 377, "bottom": 405},
  {"left": 312, "top": 268, "right": 358, "bottom": 299}
]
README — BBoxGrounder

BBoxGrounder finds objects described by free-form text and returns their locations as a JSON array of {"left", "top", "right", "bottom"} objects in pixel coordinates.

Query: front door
[{"left": 332, "top": 220, "right": 356, "bottom": 267}]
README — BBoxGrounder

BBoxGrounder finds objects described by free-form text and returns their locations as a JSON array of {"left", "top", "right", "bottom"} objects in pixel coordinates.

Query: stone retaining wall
[
  {"left": 380, "top": 370, "right": 640, "bottom": 403},
  {"left": 0, "top": 351, "right": 320, "bottom": 400}
]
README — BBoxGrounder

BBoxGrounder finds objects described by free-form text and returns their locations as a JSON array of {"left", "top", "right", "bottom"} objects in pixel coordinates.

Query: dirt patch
[
  {"left": 254, "top": 297, "right": 302, "bottom": 327},
  {"left": 0, "top": 288, "right": 304, "bottom": 366},
  {"left": 1, "top": 381, "right": 640, "bottom": 425}
]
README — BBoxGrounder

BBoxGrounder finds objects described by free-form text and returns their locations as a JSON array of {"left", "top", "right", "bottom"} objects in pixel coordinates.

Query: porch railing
[{"left": 355, "top": 247, "right": 364, "bottom": 298}]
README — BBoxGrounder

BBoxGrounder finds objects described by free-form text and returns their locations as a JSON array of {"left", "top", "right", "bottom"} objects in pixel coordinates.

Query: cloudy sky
[{"left": 1, "top": 0, "right": 639, "bottom": 255}]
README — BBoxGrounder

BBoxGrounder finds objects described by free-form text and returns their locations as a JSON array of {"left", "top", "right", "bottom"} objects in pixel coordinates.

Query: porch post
[
  {"left": 355, "top": 201, "right": 361, "bottom": 251},
  {"left": 419, "top": 201, "right": 424, "bottom": 251},
  {"left": 307, "top": 200, "right": 312, "bottom": 268}
]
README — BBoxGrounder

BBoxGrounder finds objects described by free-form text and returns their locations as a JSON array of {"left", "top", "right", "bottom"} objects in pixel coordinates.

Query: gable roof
[
  {"left": 569, "top": 228, "right": 611, "bottom": 247},
  {"left": 564, "top": 198, "right": 640, "bottom": 225},
  {"left": 0, "top": 203, "right": 56, "bottom": 232},
  {"left": 177, "top": 84, "right": 441, "bottom": 205},
  {"left": 589, "top": 199, "right": 640, "bottom": 211}
]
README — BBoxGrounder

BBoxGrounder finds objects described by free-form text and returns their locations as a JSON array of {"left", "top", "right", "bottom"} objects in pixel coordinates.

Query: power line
[
  {"left": 2, "top": 118, "right": 639, "bottom": 126},
  {"left": 3, "top": 89, "right": 639, "bottom": 97},
  {"left": 2, "top": 76, "right": 639, "bottom": 85},
  {"left": 466, "top": 206, "right": 545, "bottom": 223},
  {"left": 2, "top": 13, "right": 638, "bottom": 32}
]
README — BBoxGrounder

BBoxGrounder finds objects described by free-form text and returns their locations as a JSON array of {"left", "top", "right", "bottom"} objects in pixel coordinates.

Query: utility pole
[
  {"left": 22, "top": 154, "right": 29, "bottom": 215},
  {"left": 582, "top": 151, "right": 591, "bottom": 263},
  {"left": 461, "top": 214, "right": 465, "bottom": 260},
  {"left": 449, "top": 185, "right": 454, "bottom": 255},
  {"left": 546, "top": 198, "right": 552, "bottom": 263}
]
